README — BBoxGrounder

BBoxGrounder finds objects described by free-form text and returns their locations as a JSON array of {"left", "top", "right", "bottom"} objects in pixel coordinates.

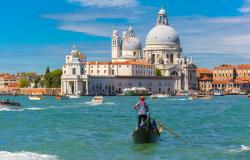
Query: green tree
[
  {"left": 44, "top": 66, "right": 51, "bottom": 88},
  {"left": 44, "top": 69, "right": 62, "bottom": 88},
  {"left": 45, "top": 66, "right": 50, "bottom": 75},
  {"left": 34, "top": 77, "right": 41, "bottom": 88},
  {"left": 155, "top": 68, "right": 162, "bottom": 77},
  {"left": 19, "top": 78, "right": 29, "bottom": 88},
  {"left": 50, "top": 69, "right": 62, "bottom": 88}
]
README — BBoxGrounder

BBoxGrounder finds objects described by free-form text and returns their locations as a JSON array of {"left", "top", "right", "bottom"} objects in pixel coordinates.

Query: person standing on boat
[{"left": 133, "top": 96, "right": 149, "bottom": 128}]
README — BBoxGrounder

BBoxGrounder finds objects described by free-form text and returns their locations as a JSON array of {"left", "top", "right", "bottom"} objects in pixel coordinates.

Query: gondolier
[{"left": 133, "top": 96, "right": 149, "bottom": 128}]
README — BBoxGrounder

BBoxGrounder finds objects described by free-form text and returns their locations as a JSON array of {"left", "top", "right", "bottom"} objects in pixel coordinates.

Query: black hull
[{"left": 132, "top": 127, "right": 160, "bottom": 144}]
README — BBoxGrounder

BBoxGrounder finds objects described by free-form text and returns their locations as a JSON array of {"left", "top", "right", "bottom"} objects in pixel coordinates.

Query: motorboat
[
  {"left": 189, "top": 93, "right": 212, "bottom": 100},
  {"left": 132, "top": 115, "right": 162, "bottom": 144},
  {"left": 0, "top": 100, "right": 21, "bottom": 110},
  {"left": 91, "top": 96, "right": 103, "bottom": 104},
  {"left": 29, "top": 95, "right": 43, "bottom": 100},
  {"left": 150, "top": 94, "right": 157, "bottom": 99},
  {"left": 0, "top": 100, "right": 21, "bottom": 107},
  {"left": 55, "top": 95, "right": 69, "bottom": 100},
  {"left": 239, "top": 90, "right": 247, "bottom": 95},
  {"left": 66, "top": 95, "right": 81, "bottom": 99},
  {"left": 156, "top": 94, "right": 169, "bottom": 98},
  {"left": 214, "top": 90, "right": 224, "bottom": 96},
  {"left": 247, "top": 94, "right": 250, "bottom": 98}
]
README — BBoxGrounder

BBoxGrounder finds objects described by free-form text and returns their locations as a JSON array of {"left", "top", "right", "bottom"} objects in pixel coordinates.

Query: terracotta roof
[
  {"left": 237, "top": 64, "right": 250, "bottom": 69},
  {"left": 196, "top": 68, "right": 213, "bottom": 74},
  {"left": 199, "top": 76, "right": 212, "bottom": 81},
  {"left": 212, "top": 79, "right": 231, "bottom": 84},
  {"left": 8, "top": 83, "right": 19, "bottom": 88},
  {"left": 87, "top": 60, "right": 154, "bottom": 66},
  {"left": 215, "top": 64, "right": 236, "bottom": 70},
  {"left": 0, "top": 74, "right": 16, "bottom": 80}
]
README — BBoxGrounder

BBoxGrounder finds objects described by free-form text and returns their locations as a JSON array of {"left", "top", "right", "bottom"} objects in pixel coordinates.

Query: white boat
[
  {"left": 188, "top": 97, "right": 194, "bottom": 100},
  {"left": 150, "top": 94, "right": 157, "bottom": 99},
  {"left": 239, "top": 90, "right": 247, "bottom": 95},
  {"left": 156, "top": 94, "right": 169, "bottom": 98},
  {"left": 91, "top": 96, "right": 103, "bottom": 104},
  {"left": 66, "top": 95, "right": 81, "bottom": 99},
  {"left": 214, "top": 90, "right": 224, "bottom": 96},
  {"left": 29, "top": 95, "right": 43, "bottom": 100}
]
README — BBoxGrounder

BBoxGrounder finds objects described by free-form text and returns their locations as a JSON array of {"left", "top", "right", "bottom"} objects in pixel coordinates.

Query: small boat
[
  {"left": 0, "top": 100, "right": 21, "bottom": 107},
  {"left": 156, "top": 94, "right": 168, "bottom": 98},
  {"left": 55, "top": 95, "right": 69, "bottom": 100},
  {"left": 188, "top": 96, "right": 194, "bottom": 100},
  {"left": 189, "top": 93, "right": 212, "bottom": 100},
  {"left": 214, "top": 90, "right": 224, "bottom": 96},
  {"left": 66, "top": 95, "right": 81, "bottom": 99},
  {"left": 29, "top": 95, "right": 43, "bottom": 100},
  {"left": 247, "top": 94, "right": 250, "bottom": 98},
  {"left": 150, "top": 94, "right": 157, "bottom": 99},
  {"left": 91, "top": 96, "right": 103, "bottom": 104},
  {"left": 132, "top": 116, "right": 161, "bottom": 144},
  {"left": 239, "top": 90, "right": 247, "bottom": 95},
  {"left": 0, "top": 100, "right": 21, "bottom": 110}
]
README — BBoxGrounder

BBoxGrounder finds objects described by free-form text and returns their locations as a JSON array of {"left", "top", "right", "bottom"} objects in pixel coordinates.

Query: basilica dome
[
  {"left": 146, "top": 25, "right": 180, "bottom": 45},
  {"left": 122, "top": 36, "right": 141, "bottom": 51}
]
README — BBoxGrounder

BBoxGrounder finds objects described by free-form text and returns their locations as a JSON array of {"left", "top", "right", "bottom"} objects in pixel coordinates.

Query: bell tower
[{"left": 111, "top": 29, "right": 121, "bottom": 59}]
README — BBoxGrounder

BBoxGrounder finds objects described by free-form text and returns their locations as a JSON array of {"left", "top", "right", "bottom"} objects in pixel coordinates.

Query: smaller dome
[
  {"left": 122, "top": 37, "right": 141, "bottom": 51},
  {"left": 112, "top": 29, "right": 118, "bottom": 36},
  {"left": 159, "top": 8, "right": 166, "bottom": 15},
  {"left": 123, "top": 31, "right": 128, "bottom": 37}
]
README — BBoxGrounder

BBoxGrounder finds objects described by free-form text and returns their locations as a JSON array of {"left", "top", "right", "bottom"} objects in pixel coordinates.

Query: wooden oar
[{"left": 158, "top": 122, "right": 188, "bottom": 144}]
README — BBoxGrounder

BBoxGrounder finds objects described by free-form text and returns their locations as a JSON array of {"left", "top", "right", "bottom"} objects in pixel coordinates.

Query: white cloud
[
  {"left": 42, "top": 9, "right": 142, "bottom": 37},
  {"left": 171, "top": 15, "right": 250, "bottom": 59},
  {"left": 68, "top": 0, "right": 138, "bottom": 8},
  {"left": 238, "top": 0, "right": 250, "bottom": 13}
]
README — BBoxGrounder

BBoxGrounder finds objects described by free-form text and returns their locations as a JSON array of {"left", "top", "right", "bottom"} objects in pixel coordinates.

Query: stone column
[
  {"left": 86, "top": 80, "right": 89, "bottom": 95},
  {"left": 76, "top": 80, "right": 79, "bottom": 95}
]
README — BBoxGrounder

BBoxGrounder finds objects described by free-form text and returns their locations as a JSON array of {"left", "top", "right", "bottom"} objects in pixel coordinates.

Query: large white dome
[
  {"left": 146, "top": 25, "right": 180, "bottom": 45},
  {"left": 122, "top": 37, "right": 141, "bottom": 51}
]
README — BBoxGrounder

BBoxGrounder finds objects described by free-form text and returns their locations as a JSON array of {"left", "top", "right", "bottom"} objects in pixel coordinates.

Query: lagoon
[{"left": 0, "top": 95, "right": 249, "bottom": 160}]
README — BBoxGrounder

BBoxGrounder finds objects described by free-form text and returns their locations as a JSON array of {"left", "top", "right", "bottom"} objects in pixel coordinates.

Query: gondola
[
  {"left": 132, "top": 116, "right": 161, "bottom": 144},
  {"left": 0, "top": 100, "right": 21, "bottom": 110}
]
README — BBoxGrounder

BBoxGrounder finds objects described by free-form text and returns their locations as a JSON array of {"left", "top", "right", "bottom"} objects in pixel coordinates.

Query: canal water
[{"left": 0, "top": 95, "right": 249, "bottom": 160}]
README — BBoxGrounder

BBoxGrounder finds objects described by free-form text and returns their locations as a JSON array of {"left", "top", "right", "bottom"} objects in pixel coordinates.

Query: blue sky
[{"left": 0, "top": 0, "right": 250, "bottom": 73}]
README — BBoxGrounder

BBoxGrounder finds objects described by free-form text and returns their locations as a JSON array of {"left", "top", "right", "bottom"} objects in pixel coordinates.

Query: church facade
[{"left": 61, "top": 8, "right": 197, "bottom": 95}]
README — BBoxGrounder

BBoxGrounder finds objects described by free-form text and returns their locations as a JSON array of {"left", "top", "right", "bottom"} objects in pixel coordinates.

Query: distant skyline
[{"left": 1, "top": 0, "right": 250, "bottom": 73}]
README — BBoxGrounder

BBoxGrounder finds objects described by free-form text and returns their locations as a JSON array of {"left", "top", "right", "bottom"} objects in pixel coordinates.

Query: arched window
[
  {"left": 72, "top": 68, "right": 76, "bottom": 75},
  {"left": 170, "top": 71, "right": 178, "bottom": 76}
]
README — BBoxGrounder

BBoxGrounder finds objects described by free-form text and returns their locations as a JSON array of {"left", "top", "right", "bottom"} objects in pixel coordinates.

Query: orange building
[
  {"left": 212, "top": 64, "right": 250, "bottom": 94},
  {"left": 196, "top": 68, "right": 213, "bottom": 92}
]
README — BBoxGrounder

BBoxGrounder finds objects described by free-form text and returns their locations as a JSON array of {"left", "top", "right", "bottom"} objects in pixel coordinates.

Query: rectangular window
[{"left": 112, "top": 70, "right": 114, "bottom": 75}]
